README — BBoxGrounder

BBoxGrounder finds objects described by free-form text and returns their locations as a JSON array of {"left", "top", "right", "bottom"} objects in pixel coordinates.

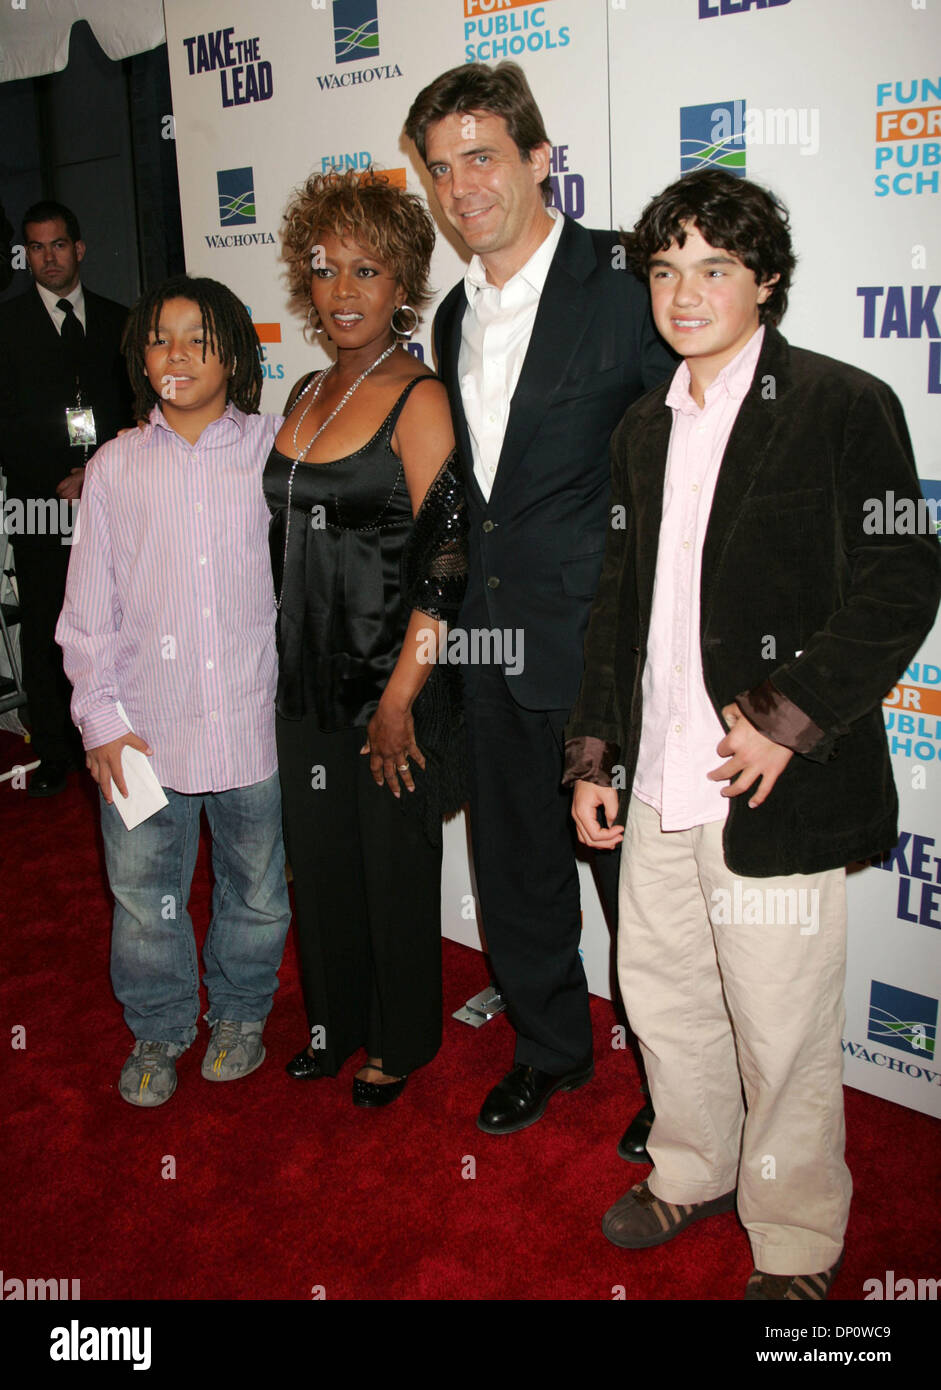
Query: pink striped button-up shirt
[
  {"left": 633, "top": 326, "right": 764, "bottom": 831},
  {"left": 57, "top": 403, "right": 282, "bottom": 793}
]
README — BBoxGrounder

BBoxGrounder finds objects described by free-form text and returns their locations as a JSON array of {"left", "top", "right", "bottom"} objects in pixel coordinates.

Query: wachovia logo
[
  {"left": 333, "top": 0, "right": 379, "bottom": 62},
  {"left": 205, "top": 168, "right": 275, "bottom": 252},
  {"left": 868, "top": 979, "right": 937, "bottom": 1058},
  {"left": 680, "top": 99, "right": 747, "bottom": 176},
  {"left": 316, "top": 0, "right": 402, "bottom": 92},
  {"left": 217, "top": 167, "right": 256, "bottom": 227}
]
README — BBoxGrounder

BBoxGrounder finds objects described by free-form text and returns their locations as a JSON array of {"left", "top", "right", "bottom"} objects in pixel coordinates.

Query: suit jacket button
[
  {"left": 482, "top": 519, "right": 494, "bottom": 532},
  {"left": 487, "top": 576, "right": 500, "bottom": 589}
]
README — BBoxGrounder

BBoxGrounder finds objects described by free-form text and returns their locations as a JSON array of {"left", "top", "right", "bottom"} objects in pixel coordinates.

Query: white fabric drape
[{"left": 0, "top": 0, "right": 165, "bottom": 83}]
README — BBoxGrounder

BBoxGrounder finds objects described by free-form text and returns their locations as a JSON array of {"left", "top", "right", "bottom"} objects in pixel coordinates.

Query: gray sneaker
[
  {"left": 202, "top": 1019, "right": 266, "bottom": 1082},
  {"left": 119, "top": 1040, "right": 186, "bottom": 1108}
]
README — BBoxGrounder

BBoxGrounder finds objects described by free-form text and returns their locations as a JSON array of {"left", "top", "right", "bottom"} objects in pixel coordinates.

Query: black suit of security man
[{"left": 0, "top": 204, "right": 130, "bottom": 792}]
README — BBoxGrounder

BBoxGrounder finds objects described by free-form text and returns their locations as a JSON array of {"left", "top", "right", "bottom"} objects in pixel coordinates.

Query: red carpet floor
[{"left": 2, "top": 728, "right": 939, "bottom": 1304}]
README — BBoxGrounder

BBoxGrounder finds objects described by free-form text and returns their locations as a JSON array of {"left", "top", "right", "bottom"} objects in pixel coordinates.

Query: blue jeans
[{"left": 101, "top": 773, "right": 291, "bottom": 1045}]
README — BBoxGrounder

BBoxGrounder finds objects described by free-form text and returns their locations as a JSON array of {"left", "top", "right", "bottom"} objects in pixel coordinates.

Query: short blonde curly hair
[{"left": 281, "top": 168, "right": 436, "bottom": 323}]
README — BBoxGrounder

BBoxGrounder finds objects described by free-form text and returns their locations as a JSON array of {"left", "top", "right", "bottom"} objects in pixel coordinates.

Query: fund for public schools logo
[
  {"left": 217, "top": 167, "right": 255, "bottom": 227},
  {"left": 874, "top": 77, "right": 941, "bottom": 199},
  {"left": 462, "top": 0, "right": 572, "bottom": 66},
  {"left": 867, "top": 980, "right": 937, "bottom": 1059},
  {"left": 333, "top": 0, "right": 379, "bottom": 63},
  {"left": 680, "top": 100, "right": 746, "bottom": 176}
]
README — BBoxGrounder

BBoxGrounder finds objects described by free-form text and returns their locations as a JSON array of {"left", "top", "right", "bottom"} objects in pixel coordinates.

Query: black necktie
[{"left": 57, "top": 297, "right": 84, "bottom": 350}]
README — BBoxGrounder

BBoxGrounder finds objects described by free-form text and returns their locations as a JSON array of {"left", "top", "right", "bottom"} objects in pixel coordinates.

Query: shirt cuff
[
  {"left": 562, "top": 736, "right": 619, "bottom": 788},
  {"left": 734, "top": 679, "right": 825, "bottom": 756},
  {"left": 80, "top": 705, "right": 130, "bottom": 751}
]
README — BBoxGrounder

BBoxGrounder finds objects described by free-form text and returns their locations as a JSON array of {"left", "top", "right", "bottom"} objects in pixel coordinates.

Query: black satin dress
[{"left": 263, "top": 375, "right": 466, "bottom": 1079}]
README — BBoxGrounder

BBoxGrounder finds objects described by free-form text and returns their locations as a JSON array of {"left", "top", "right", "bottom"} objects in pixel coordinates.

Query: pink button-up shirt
[
  {"left": 57, "top": 403, "right": 282, "bottom": 794},
  {"left": 633, "top": 326, "right": 764, "bottom": 831}
]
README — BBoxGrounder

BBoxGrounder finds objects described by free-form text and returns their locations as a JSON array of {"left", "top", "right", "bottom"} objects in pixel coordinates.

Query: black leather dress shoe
[
  {"left": 27, "top": 759, "right": 71, "bottom": 798},
  {"left": 352, "top": 1074, "right": 408, "bottom": 1107},
  {"left": 477, "top": 1060, "right": 594, "bottom": 1135},
  {"left": 285, "top": 1047, "right": 325, "bottom": 1080},
  {"left": 617, "top": 1100, "right": 655, "bottom": 1163}
]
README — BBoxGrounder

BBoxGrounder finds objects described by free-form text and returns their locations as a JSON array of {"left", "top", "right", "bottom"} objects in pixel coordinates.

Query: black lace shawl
[{"left": 402, "top": 451, "right": 468, "bottom": 844}]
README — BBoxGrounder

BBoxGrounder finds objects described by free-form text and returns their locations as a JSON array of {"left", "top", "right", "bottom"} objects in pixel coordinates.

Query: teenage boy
[
  {"left": 57, "top": 277, "right": 291, "bottom": 1108},
  {"left": 566, "top": 170, "right": 940, "bottom": 1297}
]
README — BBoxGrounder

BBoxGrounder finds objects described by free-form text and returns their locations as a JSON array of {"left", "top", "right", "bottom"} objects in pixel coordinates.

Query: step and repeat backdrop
[{"left": 164, "top": 0, "right": 940, "bottom": 1117}]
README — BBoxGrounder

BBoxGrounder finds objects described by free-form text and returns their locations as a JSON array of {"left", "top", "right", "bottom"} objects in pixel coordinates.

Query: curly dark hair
[
  {"left": 625, "top": 170, "right": 796, "bottom": 325},
  {"left": 405, "top": 61, "right": 552, "bottom": 205},
  {"left": 281, "top": 168, "right": 436, "bottom": 328},
  {"left": 121, "top": 275, "right": 262, "bottom": 419}
]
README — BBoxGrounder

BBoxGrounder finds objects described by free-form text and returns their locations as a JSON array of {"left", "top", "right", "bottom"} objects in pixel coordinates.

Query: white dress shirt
[
  {"left": 458, "top": 208, "right": 564, "bottom": 501},
  {"left": 36, "top": 279, "right": 86, "bottom": 332}
]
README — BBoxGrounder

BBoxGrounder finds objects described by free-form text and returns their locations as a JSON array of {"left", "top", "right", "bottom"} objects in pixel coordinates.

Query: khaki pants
[{"left": 618, "top": 795, "right": 851, "bottom": 1276}]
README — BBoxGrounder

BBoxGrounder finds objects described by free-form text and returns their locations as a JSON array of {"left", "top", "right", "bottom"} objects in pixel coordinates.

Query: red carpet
[{"left": 2, "top": 727, "right": 939, "bottom": 1303}]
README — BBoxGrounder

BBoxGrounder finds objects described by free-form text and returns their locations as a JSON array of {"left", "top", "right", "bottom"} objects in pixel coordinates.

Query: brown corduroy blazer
[{"left": 566, "top": 326, "right": 941, "bottom": 877}]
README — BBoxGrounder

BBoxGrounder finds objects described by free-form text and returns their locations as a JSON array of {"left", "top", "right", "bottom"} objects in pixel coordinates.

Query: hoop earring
[
  {"left": 306, "top": 305, "right": 326, "bottom": 336},
  {"left": 391, "top": 305, "right": 419, "bottom": 340}
]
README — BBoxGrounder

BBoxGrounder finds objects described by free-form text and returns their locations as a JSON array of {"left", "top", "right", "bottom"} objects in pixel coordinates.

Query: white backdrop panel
[
  {"left": 610, "top": 0, "right": 940, "bottom": 1116},
  {"left": 165, "top": 0, "right": 940, "bottom": 1109}
]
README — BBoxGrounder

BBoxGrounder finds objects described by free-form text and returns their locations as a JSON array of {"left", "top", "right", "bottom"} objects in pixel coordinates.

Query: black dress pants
[
  {"left": 13, "top": 539, "right": 80, "bottom": 762},
  {"left": 465, "top": 662, "right": 621, "bottom": 1075},
  {"left": 276, "top": 716, "right": 443, "bottom": 1078}
]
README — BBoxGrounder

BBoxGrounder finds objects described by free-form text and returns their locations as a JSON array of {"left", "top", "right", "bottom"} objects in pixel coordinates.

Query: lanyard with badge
[
  {"left": 61, "top": 301, "right": 96, "bottom": 453},
  {"left": 65, "top": 388, "right": 97, "bottom": 452}
]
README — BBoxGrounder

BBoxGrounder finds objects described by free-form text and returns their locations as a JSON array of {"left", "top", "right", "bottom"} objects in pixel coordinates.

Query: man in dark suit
[
  {"left": 404, "top": 63, "right": 674, "bottom": 1137},
  {"left": 568, "top": 170, "right": 940, "bottom": 1297},
  {"left": 0, "top": 201, "right": 131, "bottom": 796}
]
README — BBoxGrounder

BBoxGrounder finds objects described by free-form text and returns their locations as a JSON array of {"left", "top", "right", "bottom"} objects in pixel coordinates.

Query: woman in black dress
[{"left": 265, "top": 169, "right": 466, "bottom": 1105}]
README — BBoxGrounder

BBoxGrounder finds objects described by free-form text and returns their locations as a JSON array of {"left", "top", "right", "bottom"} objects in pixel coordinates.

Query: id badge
[{"left": 66, "top": 406, "right": 97, "bottom": 447}]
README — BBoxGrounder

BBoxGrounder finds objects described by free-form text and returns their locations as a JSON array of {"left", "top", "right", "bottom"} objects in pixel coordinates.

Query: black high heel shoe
[
  {"left": 285, "top": 1046, "right": 325, "bottom": 1080},
  {"left": 352, "top": 1074, "right": 408, "bottom": 1107}
]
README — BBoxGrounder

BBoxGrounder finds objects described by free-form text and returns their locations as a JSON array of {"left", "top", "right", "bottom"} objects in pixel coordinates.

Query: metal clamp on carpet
[{"left": 453, "top": 985, "right": 506, "bottom": 1028}]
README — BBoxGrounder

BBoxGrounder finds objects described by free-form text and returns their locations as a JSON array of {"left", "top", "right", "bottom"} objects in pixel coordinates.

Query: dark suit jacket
[
  {"left": 0, "top": 285, "right": 131, "bottom": 544},
  {"left": 566, "top": 326, "right": 941, "bottom": 877},
  {"left": 433, "top": 215, "right": 675, "bottom": 711}
]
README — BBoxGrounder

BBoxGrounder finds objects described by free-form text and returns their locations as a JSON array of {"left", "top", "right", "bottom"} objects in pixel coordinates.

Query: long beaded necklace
[{"left": 276, "top": 341, "right": 398, "bottom": 610}]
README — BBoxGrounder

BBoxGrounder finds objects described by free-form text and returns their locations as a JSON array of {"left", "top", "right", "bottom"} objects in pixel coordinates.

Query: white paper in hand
[{"left": 111, "top": 703, "right": 168, "bottom": 830}]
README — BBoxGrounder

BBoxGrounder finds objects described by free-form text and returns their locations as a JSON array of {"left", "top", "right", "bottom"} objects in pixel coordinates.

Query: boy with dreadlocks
[{"left": 57, "top": 276, "right": 291, "bottom": 1107}]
